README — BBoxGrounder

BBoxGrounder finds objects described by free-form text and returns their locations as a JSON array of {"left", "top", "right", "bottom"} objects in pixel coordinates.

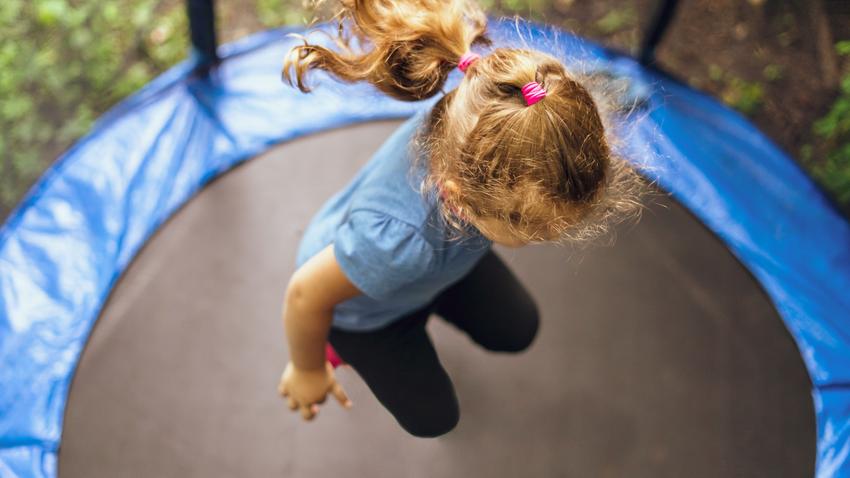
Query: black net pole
[
  {"left": 187, "top": 0, "right": 219, "bottom": 71},
  {"left": 639, "top": 0, "right": 680, "bottom": 66}
]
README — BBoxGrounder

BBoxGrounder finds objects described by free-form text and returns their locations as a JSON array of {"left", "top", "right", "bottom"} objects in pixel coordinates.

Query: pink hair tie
[
  {"left": 521, "top": 81, "right": 547, "bottom": 106},
  {"left": 457, "top": 52, "right": 480, "bottom": 73}
]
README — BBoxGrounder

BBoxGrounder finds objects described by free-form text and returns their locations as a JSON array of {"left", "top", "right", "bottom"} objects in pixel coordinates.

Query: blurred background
[{"left": 1, "top": 0, "right": 849, "bottom": 221}]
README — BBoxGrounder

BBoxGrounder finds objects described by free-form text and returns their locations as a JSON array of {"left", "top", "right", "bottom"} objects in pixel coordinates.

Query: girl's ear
[
  {"left": 439, "top": 179, "right": 470, "bottom": 222},
  {"left": 443, "top": 179, "right": 461, "bottom": 197}
]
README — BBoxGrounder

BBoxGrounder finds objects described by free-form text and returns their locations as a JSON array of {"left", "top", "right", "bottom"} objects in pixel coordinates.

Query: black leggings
[{"left": 327, "top": 250, "right": 540, "bottom": 438}]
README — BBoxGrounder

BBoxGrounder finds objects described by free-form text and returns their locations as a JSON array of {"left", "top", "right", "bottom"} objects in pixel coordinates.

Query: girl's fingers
[
  {"left": 300, "top": 404, "right": 316, "bottom": 421},
  {"left": 332, "top": 383, "right": 353, "bottom": 409},
  {"left": 287, "top": 397, "right": 298, "bottom": 410}
]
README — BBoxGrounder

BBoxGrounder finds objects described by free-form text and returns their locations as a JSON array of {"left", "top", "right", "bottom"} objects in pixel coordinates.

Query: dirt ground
[{"left": 650, "top": 0, "right": 848, "bottom": 161}]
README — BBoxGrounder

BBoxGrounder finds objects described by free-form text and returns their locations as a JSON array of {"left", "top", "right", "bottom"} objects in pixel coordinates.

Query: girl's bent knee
[{"left": 487, "top": 306, "right": 540, "bottom": 353}]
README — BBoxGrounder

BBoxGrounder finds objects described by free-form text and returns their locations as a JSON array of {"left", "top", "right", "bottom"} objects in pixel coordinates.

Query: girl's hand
[{"left": 278, "top": 360, "right": 352, "bottom": 421}]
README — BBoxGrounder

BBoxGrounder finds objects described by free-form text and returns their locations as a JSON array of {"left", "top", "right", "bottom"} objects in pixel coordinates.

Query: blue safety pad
[{"left": 1, "top": 19, "right": 849, "bottom": 477}]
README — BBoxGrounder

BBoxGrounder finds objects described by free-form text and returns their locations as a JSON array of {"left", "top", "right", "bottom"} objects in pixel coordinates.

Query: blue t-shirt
[{"left": 295, "top": 110, "right": 492, "bottom": 331}]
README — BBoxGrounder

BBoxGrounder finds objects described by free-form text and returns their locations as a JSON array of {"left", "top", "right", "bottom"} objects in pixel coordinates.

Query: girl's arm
[
  {"left": 280, "top": 243, "right": 360, "bottom": 420},
  {"left": 284, "top": 243, "right": 361, "bottom": 370}
]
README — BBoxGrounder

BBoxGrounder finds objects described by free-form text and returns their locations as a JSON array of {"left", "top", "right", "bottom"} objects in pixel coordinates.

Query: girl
[{"left": 277, "top": 0, "right": 644, "bottom": 438}]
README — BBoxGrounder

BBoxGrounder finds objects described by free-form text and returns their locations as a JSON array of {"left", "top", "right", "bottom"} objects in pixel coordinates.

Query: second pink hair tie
[
  {"left": 521, "top": 82, "right": 547, "bottom": 106},
  {"left": 457, "top": 52, "right": 480, "bottom": 73}
]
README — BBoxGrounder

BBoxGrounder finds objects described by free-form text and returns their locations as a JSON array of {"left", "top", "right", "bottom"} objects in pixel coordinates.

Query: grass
[
  {"left": 0, "top": 0, "right": 190, "bottom": 215},
  {"left": 803, "top": 42, "right": 850, "bottom": 208}
]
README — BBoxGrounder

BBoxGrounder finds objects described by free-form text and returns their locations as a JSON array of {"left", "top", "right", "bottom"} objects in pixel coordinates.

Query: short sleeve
[{"left": 334, "top": 209, "right": 435, "bottom": 301}]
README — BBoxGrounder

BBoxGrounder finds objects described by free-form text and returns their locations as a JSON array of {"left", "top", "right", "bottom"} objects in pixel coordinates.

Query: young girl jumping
[{"left": 277, "top": 0, "right": 644, "bottom": 438}]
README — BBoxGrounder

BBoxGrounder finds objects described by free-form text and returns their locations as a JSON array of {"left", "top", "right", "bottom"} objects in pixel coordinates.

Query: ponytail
[{"left": 283, "top": 0, "right": 489, "bottom": 101}]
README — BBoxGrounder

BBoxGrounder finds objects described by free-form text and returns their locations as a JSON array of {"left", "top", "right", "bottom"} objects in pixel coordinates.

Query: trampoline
[{"left": 2, "top": 8, "right": 849, "bottom": 478}]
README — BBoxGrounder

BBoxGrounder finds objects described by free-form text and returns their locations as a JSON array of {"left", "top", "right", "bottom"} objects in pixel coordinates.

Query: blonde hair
[{"left": 284, "top": 0, "right": 646, "bottom": 244}]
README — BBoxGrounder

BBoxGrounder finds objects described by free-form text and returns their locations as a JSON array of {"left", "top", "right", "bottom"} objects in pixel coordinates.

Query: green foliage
[
  {"left": 762, "top": 64, "right": 784, "bottom": 82},
  {"left": 707, "top": 64, "right": 764, "bottom": 115},
  {"left": 0, "top": 0, "right": 189, "bottom": 217},
  {"left": 145, "top": 5, "right": 189, "bottom": 70},
  {"left": 493, "top": 0, "right": 547, "bottom": 20},
  {"left": 721, "top": 77, "right": 764, "bottom": 116},
  {"left": 258, "top": 0, "right": 308, "bottom": 28},
  {"left": 595, "top": 6, "right": 637, "bottom": 35},
  {"left": 804, "top": 42, "right": 850, "bottom": 208},
  {"left": 806, "top": 143, "right": 850, "bottom": 206}
]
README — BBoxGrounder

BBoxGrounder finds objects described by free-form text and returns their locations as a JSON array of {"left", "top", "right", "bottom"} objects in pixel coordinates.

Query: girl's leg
[
  {"left": 327, "top": 306, "right": 460, "bottom": 438},
  {"left": 433, "top": 250, "right": 540, "bottom": 353}
]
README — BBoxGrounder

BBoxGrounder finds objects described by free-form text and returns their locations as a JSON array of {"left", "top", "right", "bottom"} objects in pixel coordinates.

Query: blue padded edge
[{"left": 1, "top": 19, "right": 849, "bottom": 477}]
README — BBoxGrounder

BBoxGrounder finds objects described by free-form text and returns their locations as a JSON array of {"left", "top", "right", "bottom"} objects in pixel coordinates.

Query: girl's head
[{"left": 284, "top": 0, "right": 645, "bottom": 246}]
